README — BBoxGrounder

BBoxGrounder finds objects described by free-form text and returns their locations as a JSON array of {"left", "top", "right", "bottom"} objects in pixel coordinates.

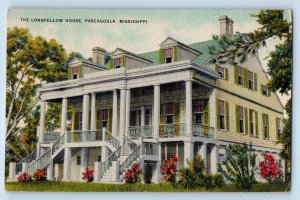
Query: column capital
[
  {"left": 91, "top": 92, "right": 96, "bottom": 98},
  {"left": 113, "top": 89, "right": 118, "bottom": 95},
  {"left": 153, "top": 83, "right": 160, "bottom": 87}
]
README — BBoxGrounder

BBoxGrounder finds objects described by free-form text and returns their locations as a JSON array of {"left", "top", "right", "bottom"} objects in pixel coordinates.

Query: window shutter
[
  {"left": 266, "top": 114, "right": 269, "bottom": 138},
  {"left": 68, "top": 67, "right": 71, "bottom": 79},
  {"left": 244, "top": 107, "right": 248, "bottom": 134},
  {"left": 159, "top": 49, "right": 163, "bottom": 64},
  {"left": 243, "top": 69, "right": 249, "bottom": 88},
  {"left": 159, "top": 104, "right": 164, "bottom": 136},
  {"left": 74, "top": 112, "right": 79, "bottom": 142},
  {"left": 71, "top": 108, "right": 75, "bottom": 131},
  {"left": 203, "top": 100, "right": 210, "bottom": 136},
  {"left": 122, "top": 55, "right": 126, "bottom": 67},
  {"left": 255, "top": 111, "right": 259, "bottom": 138},
  {"left": 175, "top": 102, "right": 180, "bottom": 135},
  {"left": 225, "top": 101, "right": 230, "bottom": 131},
  {"left": 108, "top": 108, "right": 113, "bottom": 133},
  {"left": 234, "top": 65, "right": 238, "bottom": 84},
  {"left": 235, "top": 105, "right": 240, "bottom": 133},
  {"left": 108, "top": 59, "right": 113, "bottom": 69},
  {"left": 216, "top": 99, "right": 220, "bottom": 129},
  {"left": 275, "top": 117, "right": 279, "bottom": 140},
  {"left": 96, "top": 110, "right": 101, "bottom": 140},
  {"left": 215, "top": 64, "right": 219, "bottom": 73},
  {"left": 79, "top": 65, "right": 83, "bottom": 78},
  {"left": 260, "top": 84, "right": 263, "bottom": 95},
  {"left": 254, "top": 73, "right": 257, "bottom": 91},
  {"left": 225, "top": 68, "right": 229, "bottom": 80},
  {"left": 173, "top": 46, "right": 177, "bottom": 62}
]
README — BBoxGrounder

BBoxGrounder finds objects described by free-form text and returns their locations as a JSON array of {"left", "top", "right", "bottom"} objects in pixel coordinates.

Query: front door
[{"left": 130, "top": 110, "right": 141, "bottom": 126}]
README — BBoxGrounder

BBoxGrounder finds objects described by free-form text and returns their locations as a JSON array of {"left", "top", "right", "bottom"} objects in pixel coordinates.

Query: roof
[
  {"left": 112, "top": 48, "right": 153, "bottom": 63},
  {"left": 70, "top": 57, "right": 108, "bottom": 70}
]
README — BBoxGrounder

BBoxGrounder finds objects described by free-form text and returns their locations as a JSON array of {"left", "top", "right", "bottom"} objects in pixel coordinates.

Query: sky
[{"left": 7, "top": 8, "right": 291, "bottom": 105}]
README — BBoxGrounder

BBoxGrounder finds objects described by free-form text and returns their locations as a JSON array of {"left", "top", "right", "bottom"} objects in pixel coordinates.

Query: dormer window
[
  {"left": 218, "top": 66, "right": 225, "bottom": 79},
  {"left": 114, "top": 58, "right": 121, "bottom": 68},
  {"left": 71, "top": 66, "right": 79, "bottom": 79},
  {"left": 164, "top": 48, "right": 173, "bottom": 63}
]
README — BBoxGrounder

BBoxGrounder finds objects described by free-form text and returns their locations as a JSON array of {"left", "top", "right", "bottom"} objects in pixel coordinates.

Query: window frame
[
  {"left": 193, "top": 100, "right": 204, "bottom": 125},
  {"left": 248, "top": 71, "right": 254, "bottom": 90},
  {"left": 163, "top": 48, "right": 173, "bottom": 64},
  {"left": 164, "top": 102, "right": 175, "bottom": 124},
  {"left": 262, "top": 85, "right": 269, "bottom": 96},
  {"left": 239, "top": 106, "right": 244, "bottom": 134},
  {"left": 218, "top": 66, "right": 225, "bottom": 79},
  {"left": 237, "top": 67, "right": 244, "bottom": 86},
  {"left": 263, "top": 114, "right": 269, "bottom": 139},
  {"left": 113, "top": 58, "right": 122, "bottom": 68},
  {"left": 249, "top": 109, "right": 255, "bottom": 137},
  {"left": 219, "top": 100, "right": 226, "bottom": 130}
]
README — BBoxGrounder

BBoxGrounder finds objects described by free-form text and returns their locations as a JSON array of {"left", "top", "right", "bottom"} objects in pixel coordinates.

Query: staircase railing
[
  {"left": 123, "top": 134, "right": 137, "bottom": 151},
  {"left": 51, "top": 133, "right": 65, "bottom": 155},
  {"left": 101, "top": 146, "right": 121, "bottom": 175},
  {"left": 104, "top": 129, "right": 120, "bottom": 149},
  {"left": 15, "top": 150, "right": 37, "bottom": 174},
  {"left": 119, "top": 145, "right": 140, "bottom": 178}
]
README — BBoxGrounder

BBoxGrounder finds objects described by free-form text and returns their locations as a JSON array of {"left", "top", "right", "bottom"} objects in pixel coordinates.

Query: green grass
[{"left": 5, "top": 181, "right": 290, "bottom": 192}]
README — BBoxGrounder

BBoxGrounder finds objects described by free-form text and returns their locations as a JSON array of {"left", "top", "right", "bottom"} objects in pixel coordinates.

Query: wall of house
[
  {"left": 126, "top": 56, "right": 149, "bottom": 69},
  {"left": 82, "top": 65, "right": 103, "bottom": 77},
  {"left": 177, "top": 46, "right": 199, "bottom": 61}
]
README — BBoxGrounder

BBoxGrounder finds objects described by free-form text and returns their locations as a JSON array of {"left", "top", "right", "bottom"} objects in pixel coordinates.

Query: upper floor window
[
  {"left": 114, "top": 58, "right": 121, "bottom": 68},
  {"left": 193, "top": 100, "right": 204, "bottom": 124},
  {"left": 239, "top": 106, "right": 244, "bottom": 133},
  {"left": 263, "top": 114, "right": 269, "bottom": 139},
  {"left": 248, "top": 71, "right": 254, "bottom": 90},
  {"left": 238, "top": 67, "right": 243, "bottom": 85},
  {"left": 249, "top": 109, "right": 255, "bottom": 136},
  {"left": 276, "top": 118, "right": 283, "bottom": 139},
  {"left": 71, "top": 67, "right": 79, "bottom": 79},
  {"left": 218, "top": 66, "right": 225, "bottom": 79},
  {"left": 219, "top": 100, "right": 225, "bottom": 130},
  {"left": 144, "top": 108, "right": 152, "bottom": 126},
  {"left": 164, "top": 48, "right": 173, "bottom": 64},
  {"left": 100, "top": 109, "right": 108, "bottom": 128},
  {"left": 164, "top": 102, "right": 175, "bottom": 124},
  {"left": 261, "top": 85, "right": 270, "bottom": 96}
]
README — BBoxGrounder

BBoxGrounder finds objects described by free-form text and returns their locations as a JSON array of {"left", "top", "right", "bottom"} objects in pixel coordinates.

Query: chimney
[
  {"left": 218, "top": 15, "right": 234, "bottom": 38},
  {"left": 92, "top": 47, "right": 107, "bottom": 65}
]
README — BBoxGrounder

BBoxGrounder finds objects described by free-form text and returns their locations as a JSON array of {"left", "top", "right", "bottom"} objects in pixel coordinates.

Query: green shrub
[
  {"left": 203, "top": 175, "right": 214, "bottom": 189},
  {"left": 212, "top": 174, "right": 225, "bottom": 187},
  {"left": 178, "top": 168, "right": 198, "bottom": 189}
]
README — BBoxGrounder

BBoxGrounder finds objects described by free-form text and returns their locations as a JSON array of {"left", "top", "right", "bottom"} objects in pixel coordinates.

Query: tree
[
  {"left": 209, "top": 10, "right": 292, "bottom": 180},
  {"left": 218, "top": 144, "right": 257, "bottom": 189},
  {"left": 6, "top": 27, "right": 68, "bottom": 142}
]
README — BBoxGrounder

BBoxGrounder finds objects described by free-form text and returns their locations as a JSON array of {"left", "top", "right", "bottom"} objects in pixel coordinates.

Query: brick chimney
[
  {"left": 218, "top": 15, "right": 234, "bottom": 38},
  {"left": 92, "top": 47, "right": 107, "bottom": 65}
]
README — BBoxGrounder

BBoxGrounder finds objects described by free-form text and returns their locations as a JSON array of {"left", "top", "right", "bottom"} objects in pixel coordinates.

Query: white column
[
  {"left": 90, "top": 93, "right": 96, "bottom": 131},
  {"left": 211, "top": 144, "right": 218, "bottom": 174},
  {"left": 111, "top": 161, "right": 120, "bottom": 182},
  {"left": 199, "top": 142, "right": 207, "bottom": 171},
  {"left": 94, "top": 162, "right": 102, "bottom": 182},
  {"left": 62, "top": 147, "right": 71, "bottom": 181},
  {"left": 22, "top": 162, "right": 28, "bottom": 173},
  {"left": 119, "top": 89, "right": 126, "bottom": 136},
  {"left": 8, "top": 162, "right": 16, "bottom": 182},
  {"left": 209, "top": 90, "right": 217, "bottom": 132},
  {"left": 80, "top": 147, "right": 88, "bottom": 181},
  {"left": 185, "top": 80, "right": 193, "bottom": 137},
  {"left": 125, "top": 89, "right": 131, "bottom": 135},
  {"left": 82, "top": 94, "right": 90, "bottom": 131},
  {"left": 141, "top": 106, "right": 145, "bottom": 127},
  {"left": 101, "top": 146, "right": 107, "bottom": 162},
  {"left": 153, "top": 84, "right": 160, "bottom": 138},
  {"left": 184, "top": 141, "right": 194, "bottom": 167},
  {"left": 47, "top": 159, "right": 54, "bottom": 180},
  {"left": 37, "top": 100, "right": 46, "bottom": 157},
  {"left": 61, "top": 98, "right": 68, "bottom": 136},
  {"left": 112, "top": 89, "right": 118, "bottom": 137}
]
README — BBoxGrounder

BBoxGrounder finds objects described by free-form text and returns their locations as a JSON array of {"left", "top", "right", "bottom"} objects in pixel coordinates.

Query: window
[
  {"left": 262, "top": 85, "right": 269, "bottom": 96},
  {"left": 219, "top": 100, "right": 225, "bottom": 130},
  {"left": 249, "top": 110, "right": 255, "bottom": 136},
  {"left": 248, "top": 71, "right": 254, "bottom": 90},
  {"left": 263, "top": 114, "right": 269, "bottom": 139},
  {"left": 79, "top": 112, "right": 83, "bottom": 130},
  {"left": 193, "top": 100, "right": 204, "bottom": 124},
  {"left": 239, "top": 106, "right": 244, "bottom": 133},
  {"left": 144, "top": 108, "right": 152, "bottom": 126},
  {"left": 100, "top": 109, "right": 108, "bottom": 128},
  {"left": 238, "top": 67, "right": 243, "bottom": 85},
  {"left": 114, "top": 58, "right": 121, "bottom": 68},
  {"left": 164, "top": 102, "right": 174, "bottom": 124},
  {"left": 77, "top": 156, "right": 81, "bottom": 165},
  {"left": 97, "top": 155, "right": 102, "bottom": 162},
  {"left": 218, "top": 66, "right": 225, "bottom": 79},
  {"left": 277, "top": 118, "right": 283, "bottom": 139},
  {"left": 71, "top": 66, "right": 79, "bottom": 79},
  {"left": 163, "top": 48, "right": 173, "bottom": 63},
  {"left": 130, "top": 110, "right": 141, "bottom": 126}
]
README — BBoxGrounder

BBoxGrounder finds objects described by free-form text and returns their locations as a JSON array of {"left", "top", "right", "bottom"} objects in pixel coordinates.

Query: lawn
[{"left": 5, "top": 181, "right": 290, "bottom": 192}]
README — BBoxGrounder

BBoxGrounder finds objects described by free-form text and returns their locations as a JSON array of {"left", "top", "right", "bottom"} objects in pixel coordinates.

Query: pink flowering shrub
[
  {"left": 124, "top": 163, "right": 141, "bottom": 184},
  {"left": 259, "top": 154, "right": 281, "bottom": 183},
  {"left": 82, "top": 168, "right": 94, "bottom": 182},
  {"left": 32, "top": 169, "right": 47, "bottom": 182},
  {"left": 160, "top": 154, "right": 178, "bottom": 186},
  {"left": 17, "top": 172, "right": 31, "bottom": 182}
]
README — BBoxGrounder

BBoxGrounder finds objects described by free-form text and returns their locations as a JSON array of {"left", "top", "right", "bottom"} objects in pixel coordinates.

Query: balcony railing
[
  {"left": 66, "top": 130, "right": 102, "bottom": 143},
  {"left": 43, "top": 132, "right": 60, "bottom": 143},
  {"left": 128, "top": 125, "right": 153, "bottom": 138},
  {"left": 159, "top": 123, "right": 186, "bottom": 137},
  {"left": 192, "top": 123, "right": 215, "bottom": 138}
]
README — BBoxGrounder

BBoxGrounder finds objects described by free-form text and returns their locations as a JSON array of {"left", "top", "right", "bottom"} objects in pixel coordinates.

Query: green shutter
[
  {"left": 159, "top": 49, "right": 163, "bottom": 64},
  {"left": 216, "top": 99, "right": 220, "bottom": 129},
  {"left": 254, "top": 73, "right": 257, "bottom": 91},
  {"left": 78, "top": 65, "right": 83, "bottom": 78},
  {"left": 108, "top": 108, "right": 113, "bottom": 133},
  {"left": 243, "top": 68, "right": 249, "bottom": 88},
  {"left": 122, "top": 55, "right": 126, "bottom": 67},
  {"left": 275, "top": 117, "right": 279, "bottom": 140},
  {"left": 244, "top": 108, "right": 248, "bottom": 134},
  {"left": 225, "top": 68, "right": 229, "bottom": 80},
  {"left": 255, "top": 111, "right": 259, "bottom": 138},
  {"left": 215, "top": 64, "right": 219, "bottom": 73},
  {"left": 173, "top": 46, "right": 177, "bottom": 62},
  {"left": 203, "top": 100, "right": 210, "bottom": 136},
  {"left": 261, "top": 84, "right": 264, "bottom": 95},
  {"left": 159, "top": 104, "right": 164, "bottom": 136},
  {"left": 68, "top": 67, "right": 71, "bottom": 79},
  {"left": 74, "top": 112, "right": 79, "bottom": 142},
  {"left": 234, "top": 65, "right": 238, "bottom": 84},
  {"left": 175, "top": 102, "right": 180, "bottom": 136},
  {"left": 266, "top": 114, "right": 269, "bottom": 139},
  {"left": 225, "top": 101, "right": 229, "bottom": 131},
  {"left": 71, "top": 108, "right": 75, "bottom": 131},
  {"left": 235, "top": 105, "right": 240, "bottom": 133},
  {"left": 108, "top": 59, "right": 113, "bottom": 69}
]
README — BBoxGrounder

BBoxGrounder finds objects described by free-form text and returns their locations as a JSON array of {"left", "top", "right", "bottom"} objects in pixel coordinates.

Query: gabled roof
[
  {"left": 111, "top": 48, "right": 153, "bottom": 63},
  {"left": 68, "top": 57, "right": 108, "bottom": 70}
]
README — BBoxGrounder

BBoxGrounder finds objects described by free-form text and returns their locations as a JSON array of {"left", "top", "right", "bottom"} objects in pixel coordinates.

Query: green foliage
[
  {"left": 178, "top": 168, "right": 198, "bottom": 189},
  {"left": 218, "top": 144, "right": 257, "bottom": 189}
]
